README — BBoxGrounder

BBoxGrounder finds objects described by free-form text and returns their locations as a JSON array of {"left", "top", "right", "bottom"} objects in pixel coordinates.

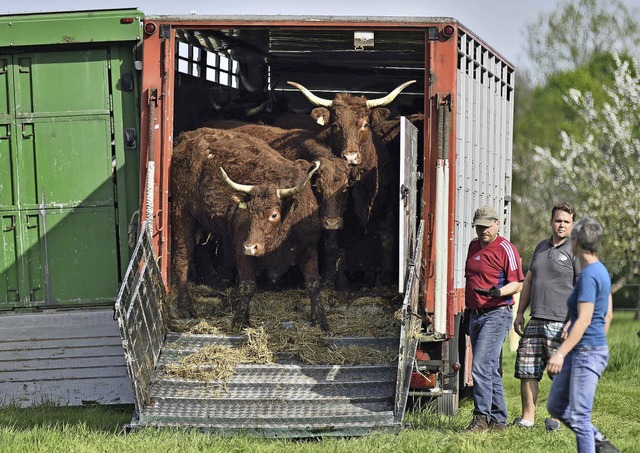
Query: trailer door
[
  {"left": 0, "top": 49, "right": 119, "bottom": 308},
  {"left": 398, "top": 117, "right": 419, "bottom": 293}
]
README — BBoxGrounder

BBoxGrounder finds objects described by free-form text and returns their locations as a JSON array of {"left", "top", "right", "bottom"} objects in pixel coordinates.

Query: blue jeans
[
  {"left": 469, "top": 306, "right": 513, "bottom": 425},
  {"left": 547, "top": 346, "right": 609, "bottom": 452}
]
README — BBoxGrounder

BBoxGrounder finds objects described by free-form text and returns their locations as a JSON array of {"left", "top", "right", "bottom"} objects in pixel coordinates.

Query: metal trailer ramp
[{"left": 115, "top": 223, "right": 422, "bottom": 438}]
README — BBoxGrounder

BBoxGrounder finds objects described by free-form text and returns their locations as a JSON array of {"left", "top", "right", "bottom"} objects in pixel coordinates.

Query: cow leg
[
  {"left": 321, "top": 230, "right": 338, "bottom": 289},
  {"left": 376, "top": 210, "right": 397, "bottom": 286},
  {"left": 172, "top": 212, "right": 198, "bottom": 318},
  {"left": 233, "top": 256, "right": 256, "bottom": 329},
  {"left": 323, "top": 230, "right": 349, "bottom": 291},
  {"left": 234, "top": 280, "right": 255, "bottom": 329},
  {"left": 298, "top": 246, "right": 329, "bottom": 331}
]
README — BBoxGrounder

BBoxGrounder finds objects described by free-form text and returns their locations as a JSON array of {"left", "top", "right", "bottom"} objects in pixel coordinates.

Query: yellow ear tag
[
  {"left": 317, "top": 117, "right": 325, "bottom": 126},
  {"left": 239, "top": 202, "right": 247, "bottom": 209}
]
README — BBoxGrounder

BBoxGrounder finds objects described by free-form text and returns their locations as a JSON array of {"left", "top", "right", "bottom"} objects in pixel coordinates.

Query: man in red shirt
[{"left": 464, "top": 205, "right": 525, "bottom": 432}]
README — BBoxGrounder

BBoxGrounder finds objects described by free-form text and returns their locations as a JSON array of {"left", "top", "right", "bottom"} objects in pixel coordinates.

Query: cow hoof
[
  {"left": 177, "top": 302, "right": 197, "bottom": 319},
  {"left": 313, "top": 316, "right": 330, "bottom": 332},
  {"left": 232, "top": 314, "right": 250, "bottom": 330}
]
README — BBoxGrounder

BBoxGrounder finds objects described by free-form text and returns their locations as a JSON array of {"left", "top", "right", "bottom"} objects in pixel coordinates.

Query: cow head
[
  {"left": 220, "top": 161, "right": 320, "bottom": 256},
  {"left": 288, "top": 80, "right": 416, "bottom": 165},
  {"left": 313, "top": 157, "right": 351, "bottom": 230}
]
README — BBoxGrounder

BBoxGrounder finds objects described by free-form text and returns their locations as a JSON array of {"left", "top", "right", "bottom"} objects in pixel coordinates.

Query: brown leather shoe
[
  {"left": 466, "top": 415, "right": 490, "bottom": 432},
  {"left": 489, "top": 420, "right": 506, "bottom": 431}
]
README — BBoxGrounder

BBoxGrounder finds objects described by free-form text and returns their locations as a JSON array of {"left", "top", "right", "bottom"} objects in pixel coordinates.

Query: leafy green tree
[
  {"left": 525, "top": 0, "right": 640, "bottom": 79},
  {"left": 511, "top": 53, "right": 621, "bottom": 263},
  {"left": 531, "top": 54, "right": 640, "bottom": 295}
]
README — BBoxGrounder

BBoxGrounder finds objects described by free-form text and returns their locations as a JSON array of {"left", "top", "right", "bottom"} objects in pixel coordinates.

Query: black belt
[{"left": 468, "top": 305, "right": 513, "bottom": 316}]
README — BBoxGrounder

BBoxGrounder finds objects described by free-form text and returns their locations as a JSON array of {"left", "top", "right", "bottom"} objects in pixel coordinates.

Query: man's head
[
  {"left": 550, "top": 202, "right": 576, "bottom": 243},
  {"left": 571, "top": 217, "right": 603, "bottom": 255},
  {"left": 472, "top": 205, "right": 500, "bottom": 246}
]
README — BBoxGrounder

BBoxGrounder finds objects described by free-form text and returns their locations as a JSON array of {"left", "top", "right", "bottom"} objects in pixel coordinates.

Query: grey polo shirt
[{"left": 528, "top": 237, "right": 580, "bottom": 322}]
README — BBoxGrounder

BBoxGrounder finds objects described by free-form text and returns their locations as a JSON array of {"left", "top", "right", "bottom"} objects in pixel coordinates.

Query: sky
[{"left": 3, "top": 0, "right": 640, "bottom": 70}]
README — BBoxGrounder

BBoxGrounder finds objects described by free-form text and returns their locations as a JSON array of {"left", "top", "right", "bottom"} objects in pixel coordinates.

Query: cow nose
[
  {"left": 244, "top": 242, "right": 264, "bottom": 256},
  {"left": 323, "top": 217, "right": 343, "bottom": 230},
  {"left": 343, "top": 151, "right": 361, "bottom": 165}
]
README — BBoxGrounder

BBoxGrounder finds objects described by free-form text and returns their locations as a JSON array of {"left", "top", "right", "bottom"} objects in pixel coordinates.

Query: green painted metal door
[{"left": 0, "top": 49, "right": 120, "bottom": 308}]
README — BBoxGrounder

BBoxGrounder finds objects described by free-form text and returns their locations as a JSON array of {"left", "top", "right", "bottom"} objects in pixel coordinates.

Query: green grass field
[{"left": 1, "top": 312, "right": 638, "bottom": 453}]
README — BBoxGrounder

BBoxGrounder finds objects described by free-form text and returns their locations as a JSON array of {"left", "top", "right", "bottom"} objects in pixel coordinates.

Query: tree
[
  {"left": 532, "top": 54, "right": 640, "bottom": 299},
  {"left": 511, "top": 53, "right": 621, "bottom": 263},
  {"left": 525, "top": 0, "right": 640, "bottom": 80}
]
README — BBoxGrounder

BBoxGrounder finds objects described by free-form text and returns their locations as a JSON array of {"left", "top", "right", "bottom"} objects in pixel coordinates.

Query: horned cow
[
  {"left": 207, "top": 121, "right": 352, "bottom": 289},
  {"left": 287, "top": 80, "right": 416, "bottom": 285},
  {"left": 170, "top": 128, "right": 328, "bottom": 330}
]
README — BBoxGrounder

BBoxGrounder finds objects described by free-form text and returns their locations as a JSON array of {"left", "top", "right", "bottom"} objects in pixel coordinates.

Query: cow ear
[
  {"left": 370, "top": 107, "right": 391, "bottom": 128},
  {"left": 232, "top": 193, "right": 250, "bottom": 208},
  {"left": 311, "top": 107, "right": 330, "bottom": 126}
]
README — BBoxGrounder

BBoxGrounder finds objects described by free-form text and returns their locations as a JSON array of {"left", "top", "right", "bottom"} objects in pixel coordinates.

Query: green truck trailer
[
  {"left": 0, "top": 9, "right": 142, "bottom": 405},
  {"left": 0, "top": 8, "right": 516, "bottom": 437}
]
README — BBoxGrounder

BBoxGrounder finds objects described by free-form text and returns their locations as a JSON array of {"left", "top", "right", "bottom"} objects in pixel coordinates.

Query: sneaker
[
  {"left": 511, "top": 417, "right": 534, "bottom": 428},
  {"left": 595, "top": 439, "right": 619, "bottom": 453},
  {"left": 545, "top": 417, "right": 560, "bottom": 432},
  {"left": 489, "top": 419, "right": 506, "bottom": 431},
  {"left": 466, "top": 415, "right": 489, "bottom": 433}
]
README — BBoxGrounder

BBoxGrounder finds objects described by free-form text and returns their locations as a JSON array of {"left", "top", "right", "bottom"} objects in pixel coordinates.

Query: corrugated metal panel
[
  {"left": 0, "top": 309, "right": 133, "bottom": 406},
  {"left": 453, "top": 30, "right": 514, "bottom": 290}
]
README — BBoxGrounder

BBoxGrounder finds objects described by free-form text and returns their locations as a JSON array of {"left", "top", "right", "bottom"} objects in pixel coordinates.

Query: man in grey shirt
[{"left": 512, "top": 202, "right": 579, "bottom": 430}]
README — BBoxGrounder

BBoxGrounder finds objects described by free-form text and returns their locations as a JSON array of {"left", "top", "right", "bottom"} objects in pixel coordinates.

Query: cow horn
[
  {"left": 220, "top": 167, "right": 254, "bottom": 194},
  {"left": 287, "top": 81, "right": 333, "bottom": 108},
  {"left": 277, "top": 160, "right": 321, "bottom": 199},
  {"left": 244, "top": 100, "right": 270, "bottom": 117},
  {"left": 366, "top": 80, "right": 417, "bottom": 108}
]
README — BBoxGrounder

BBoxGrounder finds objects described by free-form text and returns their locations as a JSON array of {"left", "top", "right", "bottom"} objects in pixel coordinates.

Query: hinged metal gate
[{"left": 114, "top": 221, "right": 168, "bottom": 413}]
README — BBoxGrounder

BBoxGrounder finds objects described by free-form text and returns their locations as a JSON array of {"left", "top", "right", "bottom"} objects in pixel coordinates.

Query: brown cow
[
  {"left": 286, "top": 81, "right": 416, "bottom": 285},
  {"left": 206, "top": 121, "right": 352, "bottom": 288},
  {"left": 207, "top": 120, "right": 351, "bottom": 231},
  {"left": 170, "top": 128, "right": 328, "bottom": 330}
]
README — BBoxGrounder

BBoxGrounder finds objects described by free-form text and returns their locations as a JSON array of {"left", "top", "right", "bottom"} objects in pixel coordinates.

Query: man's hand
[
  {"left": 514, "top": 312, "right": 525, "bottom": 336},
  {"left": 473, "top": 285, "right": 501, "bottom": 298}
]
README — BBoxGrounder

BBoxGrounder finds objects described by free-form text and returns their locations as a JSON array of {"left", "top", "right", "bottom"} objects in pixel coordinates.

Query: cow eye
[{"left": 269, "top": 210, "right": 280, "bottom": 222}]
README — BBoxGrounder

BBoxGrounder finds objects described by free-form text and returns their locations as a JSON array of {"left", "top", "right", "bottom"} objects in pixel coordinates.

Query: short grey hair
[{"left": 571, "top": 217, "right": 603, "bottom": 254}]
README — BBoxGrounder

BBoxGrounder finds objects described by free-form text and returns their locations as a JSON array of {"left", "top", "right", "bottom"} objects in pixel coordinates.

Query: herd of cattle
[{"left": 170, "top": 80, "right": 423, "bottom": 329}]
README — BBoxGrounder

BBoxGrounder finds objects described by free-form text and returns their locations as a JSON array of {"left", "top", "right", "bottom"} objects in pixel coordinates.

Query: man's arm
[
  {"left": 514, "top": 271, "right": 533, "bottom": 336},
  {"left": 498, "top": 280, "right": 523, "bottom": 296}
]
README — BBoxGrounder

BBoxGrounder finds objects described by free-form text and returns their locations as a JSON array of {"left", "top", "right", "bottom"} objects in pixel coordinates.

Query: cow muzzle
[
  {"left": 323, "top": 217, "right": 344, "bottom": 230},
  {"left": 243, "top": 242, "right": 265, "bottom": 256},
  {"left": 343, "top": 151, "right": 361, "bottom": 165}
]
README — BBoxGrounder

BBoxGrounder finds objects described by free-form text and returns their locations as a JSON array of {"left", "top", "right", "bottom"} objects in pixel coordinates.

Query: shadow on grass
[{"left": 0, "top": 401, "right": 134, "bottom": 434}]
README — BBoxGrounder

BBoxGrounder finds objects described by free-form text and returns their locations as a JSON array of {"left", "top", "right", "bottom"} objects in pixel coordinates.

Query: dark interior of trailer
[{"left": 170, "top": 24, "right": 426, "bottom": 297}]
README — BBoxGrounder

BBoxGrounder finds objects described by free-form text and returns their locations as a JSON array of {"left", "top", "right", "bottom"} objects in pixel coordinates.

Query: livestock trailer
[{"left": 0, "top": 9, "right": 515, "bottom": 436}]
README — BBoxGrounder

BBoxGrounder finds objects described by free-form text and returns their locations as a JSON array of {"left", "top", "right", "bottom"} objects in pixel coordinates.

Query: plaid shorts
[{"left": 514, "top": 318, "right": 564, "bottom": 380}]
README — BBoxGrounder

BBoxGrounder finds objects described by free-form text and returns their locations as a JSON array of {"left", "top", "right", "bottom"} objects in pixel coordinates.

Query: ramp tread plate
[
  {"left": 164, "top": 333, "right": 399, "bottom": 351},
  {"left": 154, "top": 362, "right": 397, "bottom": 383},
  {"left": 138, "top": 401, "right": 395, "bottom": 426},
  {"left": 149, "top": 380, "right": 395, "bottom": 400}
]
